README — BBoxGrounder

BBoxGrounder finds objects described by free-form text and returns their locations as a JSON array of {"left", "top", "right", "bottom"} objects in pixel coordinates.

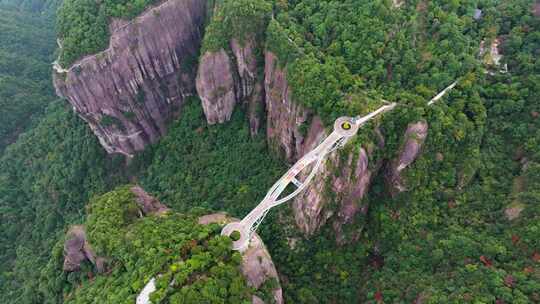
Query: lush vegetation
[
  {"left": 360, "top": 8, "right": 540, "bottom": 302},
  {"left": 0, "top": 98, "right": 285, "bottom": 303},
  {"left": 0, "top": 102, "right": 125, "bottom": 303},
  {"left": 266, "top": 0, "right": 487, "bottom": 125},
  {"left": 40, "top": 186, "right": 255, "bottom": 304},
  {"left": 128, "top": 100, "right": 285, "bottom": 218},
  {"left": 1, "top": 0, "right": 539, "bottom": 303},
  {"left": 201, "top": 0, "right": 272, "bottom": 53},
  {"left": 0, "top": 0, "right": 60, "bottom": 14},
  {"left": 56, "top": 0, "right": 160, "bottom": 66},
  {"left": 0, "top": 4, "right": 57, "bottom": 151},
  {"left": 262, "top": 0, "right": 540, "bottom": 303}
]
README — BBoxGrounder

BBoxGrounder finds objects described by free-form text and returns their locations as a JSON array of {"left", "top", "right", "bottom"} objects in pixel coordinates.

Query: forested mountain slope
[
  {"left": 0, "top": 4, "right": 57, "bottom": 151},
  {"left": 41, "top": 186, "right": 282, "bottom": 304},
  {"left": 0, "top": 0, "right": 538, "bottom": 303},
  {"left": 0, "top": 0, "right": 60, "bottom": 14},
  {"left": 0, "top": 101, "right": 124, "bottom": 302}
]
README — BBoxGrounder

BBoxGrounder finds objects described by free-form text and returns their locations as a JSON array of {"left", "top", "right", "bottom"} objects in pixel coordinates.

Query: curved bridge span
[
  {"left": 222, "top": 81, "right": 458, "bottom": 251},
  {"left": 222, "top": 104, "right": 397, "bottom": 251}
]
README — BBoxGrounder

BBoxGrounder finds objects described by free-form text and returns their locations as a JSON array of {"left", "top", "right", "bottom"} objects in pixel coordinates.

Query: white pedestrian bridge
[
  {"left": 221, "top": 81, "right": 458, "bottom": 251},
  {"left": 221, "top": 104, "right": 396, "bottom": 251},
  {"left": 137, "top": 81, "right": 458, "bottom": 302}
]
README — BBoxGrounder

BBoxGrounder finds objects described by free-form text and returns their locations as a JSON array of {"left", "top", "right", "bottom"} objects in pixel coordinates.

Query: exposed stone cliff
[
  {"left": 193, "top": 16, "right": 428, "bottom": 229},
  {"left": 53, "top": 0, "right": 429, "bottom": 244},
  {"left": 196, "top": 49, "right": 237, "bottom": 124},
  {"left": 53, "top": 0, "right": 207, "bottom": 156},
  {"left": 63, "top": 225, "right": 105, "bottom": 273},
  {"left": 196, "top": 37, "right": 264, "bottom": 135},
  {"left": 131, "top": 185, "right": 170, "bottom": 215},
  {"left": 264, "top": 52, "right": 312, "bottom": 162}
]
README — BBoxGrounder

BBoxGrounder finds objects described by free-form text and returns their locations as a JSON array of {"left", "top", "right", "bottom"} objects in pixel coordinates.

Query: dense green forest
[
  {"left": 264, "top": 0, "right": 540, "bottom": 302},
  {"left": 0, "top": 3, "right": 57, "bottom": 151},
  {"left": 0, "top": 0, "right": 539, "bottom": 303},
  {"left": 0, "top": 101, "right": 125, "bottom": 302},
  {"left": 128, "top": 101, "right": 285, "bottom": 218}
]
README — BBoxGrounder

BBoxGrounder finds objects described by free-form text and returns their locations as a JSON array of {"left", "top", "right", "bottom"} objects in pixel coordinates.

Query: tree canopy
[{"left": 40, "top": 186, "right": 256, "bottom": 304}]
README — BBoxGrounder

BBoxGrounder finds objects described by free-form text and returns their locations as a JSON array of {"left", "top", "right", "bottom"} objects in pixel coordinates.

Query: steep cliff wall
[
  {"left": 196, "top": 37, "right": 264, "bottom": 135},
  {"left": 52, "top": 0, "right": 429, "bottom": 243},
  {"left": 264, "top": 52, "right": 312, "bottom": 162},
  {"left": 195, "top": 0, "right": 271, "bottom": 135},
  {"left": 53, "top": 0, "right": 207, "bottom": 156},
  {"left": 196, "top": 49, "right": 237, "bottom": 125}
]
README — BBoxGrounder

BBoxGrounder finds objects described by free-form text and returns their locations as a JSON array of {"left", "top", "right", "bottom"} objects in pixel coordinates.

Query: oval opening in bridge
[
  {"left": 230, "top": 230, "right": 241, "bottom": 241},
  {"left": 341, "top": 121, "right": 352, "bottom": 130}
]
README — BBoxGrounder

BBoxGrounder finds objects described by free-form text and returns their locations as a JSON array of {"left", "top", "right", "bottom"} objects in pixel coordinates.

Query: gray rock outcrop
[
  {"left": 63, "top": 225, "right": 106, "bottom": 273},
  {"left": 131, "top": 185, "right": 170, "bottom": 215},
  {"left": 196, "top": 49, "right": 237, "bottom": 124},
  {"left": 53, "top": 0, "right": 432, "bottom": 244},
  {"left": 386, "top": 121, "right": 429, "bottom": 196},
  {"left": 196, "top": 37, "right": 264, "bottom": 135},
  {"left": 264, "top": 51, "right": 386, "bottom": 242},
  {"left": 53, "top": 0, "right": 207, "bottom": 156},
  {"left": 62, "top": 186, "right": 166, "bottom": 273},
  {"left": 264, "top": 52, "right": 312, "bottom": 162}
]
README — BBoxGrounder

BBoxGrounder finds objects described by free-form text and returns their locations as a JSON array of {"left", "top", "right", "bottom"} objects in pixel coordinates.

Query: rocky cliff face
[
  {"left": 263, "top": 51, "right": 430, "bottom": 242},
  {"left": 131, "top": 185, "right": 170, "bottom": 215},
  {"left": 386, "top": 121, "right": 429, "bottom": 196},
  {"left": 54, "top": 0, "right": 429, "bottom": 243},
  {"left": 62, "top": 186, "right": 171, "bottom": 273},
  {"left": 196, "top": 49, "right": 237, "bottom": 124},
  {"left": 196, "top": 37, "right": 264, "bottom": 135},
  {"left": 264, "top": 52, "right": 312, "bottom": 162},
  {"left": 192, "top": 19, "right": 429, "bottom": 222},
  {"left": 53, "top": 0, "right": 207, "bottom": 156}
]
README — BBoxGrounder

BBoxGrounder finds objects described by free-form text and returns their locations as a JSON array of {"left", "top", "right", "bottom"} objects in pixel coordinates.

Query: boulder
[{"left": 63, "top": 225, "right": 105, "bottom": 273}]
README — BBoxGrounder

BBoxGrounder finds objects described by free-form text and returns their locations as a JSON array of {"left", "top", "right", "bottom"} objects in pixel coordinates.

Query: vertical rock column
[
  {"left": 196, "top": 50, "right": 237, "bottom": 124},
  {"left": 196, "top": 37, "right": 265, "bottom": 135}
]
